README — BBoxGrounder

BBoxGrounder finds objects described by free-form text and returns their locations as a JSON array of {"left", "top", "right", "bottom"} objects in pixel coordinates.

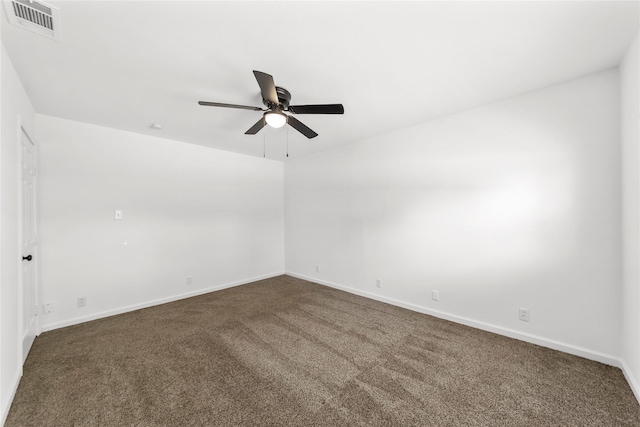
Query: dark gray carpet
[{"left": 6, "top": 275, "right": 640, "bottom": 426}]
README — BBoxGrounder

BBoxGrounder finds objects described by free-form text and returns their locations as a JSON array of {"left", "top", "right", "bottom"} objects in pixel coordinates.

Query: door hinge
[{"left": 31, "top": 166, "right": 37, "bottom": 176}]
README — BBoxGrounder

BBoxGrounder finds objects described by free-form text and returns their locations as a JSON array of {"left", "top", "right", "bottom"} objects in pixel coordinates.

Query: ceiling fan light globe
[{"left": 265, "top": 112, "right": 287, "bottom": 128}]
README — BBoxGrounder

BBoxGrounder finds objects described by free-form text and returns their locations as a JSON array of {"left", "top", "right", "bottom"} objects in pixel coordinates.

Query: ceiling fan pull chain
[
  {"left": 263, "top": 133, "right": 266, "bottom": 158},
  {"left": 286, "top": 129, "right": 289, "bottom": 158}
]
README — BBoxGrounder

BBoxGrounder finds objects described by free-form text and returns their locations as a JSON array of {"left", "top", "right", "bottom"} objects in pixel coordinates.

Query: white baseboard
[
  {"left": 286, "top": 272, "right": 621, "bottom": 368},
  {"left": 40, "top": 271, "right": 284, "bottom": 333},
  {"left": 1, "top": 366, "right": 22, "bottom": 427},
  {"left": 619, "top": 359, "right": 640, "bottom": 405}
]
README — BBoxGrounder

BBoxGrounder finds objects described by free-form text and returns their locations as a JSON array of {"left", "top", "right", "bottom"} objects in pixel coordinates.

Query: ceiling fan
[{"left": 198, "top": 70, "right": 344, "bottom": 139}]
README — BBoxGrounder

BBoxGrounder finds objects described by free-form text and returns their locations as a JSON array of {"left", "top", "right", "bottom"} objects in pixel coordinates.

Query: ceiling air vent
[{"left": 4, "top": 0, "right": 60, "bottom": 41}]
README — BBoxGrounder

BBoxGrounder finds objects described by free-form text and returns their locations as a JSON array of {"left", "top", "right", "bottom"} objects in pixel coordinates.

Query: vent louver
[{"left": 4, "top": 0, "right": 60, "bottom": 41}]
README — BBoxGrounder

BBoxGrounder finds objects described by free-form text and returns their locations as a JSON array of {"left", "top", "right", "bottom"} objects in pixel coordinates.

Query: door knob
[{"left": 22, "top": 255, "right": 32, "bottom": 261}]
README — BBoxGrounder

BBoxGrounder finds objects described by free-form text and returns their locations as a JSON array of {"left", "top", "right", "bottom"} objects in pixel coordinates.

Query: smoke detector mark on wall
[{"left": 4, "top": 0, "right": 60, "bottom": 41}]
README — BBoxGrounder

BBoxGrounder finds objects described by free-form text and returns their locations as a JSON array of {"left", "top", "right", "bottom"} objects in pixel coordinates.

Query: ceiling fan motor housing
[{"left": 263, "top": 87, "right": 291, "bottom": 109}]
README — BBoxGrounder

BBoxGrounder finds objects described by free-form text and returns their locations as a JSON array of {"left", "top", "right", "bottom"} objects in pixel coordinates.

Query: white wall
[
  {"left": 0, "top": 39, "right": 635, "bottom": 421},
  {"left": 285, "top": 69, "right": 622, "bottom": 362},
  {"left": 36, "top": 115, "right": 284, "bottom": 331},
  {"left": 1, "top": 45, "right": 36, "bottom": 424},
  {"left": 621, "top": 33, "right": 640, "bottom": 398}
]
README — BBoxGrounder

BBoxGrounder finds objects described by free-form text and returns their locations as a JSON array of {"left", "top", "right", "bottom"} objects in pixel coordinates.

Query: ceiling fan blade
[
  {"left": 253, "top": 71, "right": 278, "bottom": 105},
  {"left": 245, "top": 117, "right": 267, "bottom": 135},
  {"left": 288, "top": 104, "right": 344, "bottom": 114},
  {"left": 198, "top": 101, "right": 264, "bottom": 111},
  {"left": 287, "top": 115, "right": 318, "bottom": 139}
]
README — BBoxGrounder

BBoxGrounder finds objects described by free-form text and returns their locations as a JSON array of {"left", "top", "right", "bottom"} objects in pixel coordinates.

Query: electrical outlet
[
  {"left": 376, "top": 279, "right": 381, "bottom": 288},
  {"left": 187, "top": 276, "right": 192, "bottom": 286},
  {"left": 519, "top": 308, "right": 530, "bottom": 322},
  {"left": 315, "top": 265, "right": 320, "bottom": 273},
  {"left": 432, "top": 290, "right": 440, "bottom": 301},
  {"left": 77, "top": 297, "right": 87, "bottom": 307},
  {"left": 44, "top": 303, "right": 55, "bottom": 314},
  {"left": 114, "top": 210, "right": 123, "bottom": 220}
]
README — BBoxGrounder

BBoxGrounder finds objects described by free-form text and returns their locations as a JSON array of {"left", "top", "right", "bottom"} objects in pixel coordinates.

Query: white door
[{"left": 20, "top": 127, "right": 38, "bottom": 362}]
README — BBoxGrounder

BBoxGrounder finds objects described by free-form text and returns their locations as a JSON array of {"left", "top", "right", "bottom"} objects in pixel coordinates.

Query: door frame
[{"left": 17, "top": 116, "right": 39, "bottom": 365}]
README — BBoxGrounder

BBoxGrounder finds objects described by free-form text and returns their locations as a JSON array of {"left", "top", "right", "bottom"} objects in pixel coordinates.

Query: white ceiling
[{"left": 2, "top": 1, "right": 638, "bottom": 160}]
